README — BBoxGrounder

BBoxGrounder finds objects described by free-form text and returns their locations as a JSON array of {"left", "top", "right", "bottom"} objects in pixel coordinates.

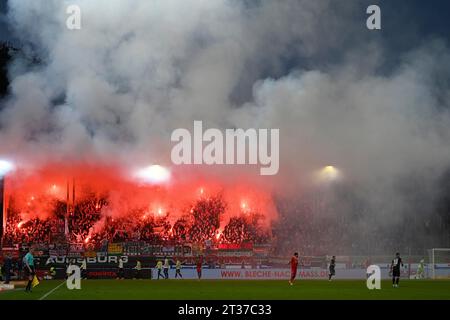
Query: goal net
[{"left": 428, "top": 248, "right": 450, "bottom": 279}]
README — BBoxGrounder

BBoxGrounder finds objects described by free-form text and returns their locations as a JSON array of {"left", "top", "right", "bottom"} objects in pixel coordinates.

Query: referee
[{"left": 24, "top": 247, "right": 35, "bottom": 292}]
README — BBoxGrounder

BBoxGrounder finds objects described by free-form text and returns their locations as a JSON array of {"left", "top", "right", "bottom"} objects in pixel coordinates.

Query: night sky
[{"left": 1, "top": 0, "right": 450, "bottom": 59}]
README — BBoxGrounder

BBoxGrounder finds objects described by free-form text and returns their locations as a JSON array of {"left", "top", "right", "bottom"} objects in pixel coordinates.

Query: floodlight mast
[
  {"left": 0, "top": 177, "right": 4, "bottom": 244},
  {"left": 0, "top": 160, "right": 15, "bottom": 245}
]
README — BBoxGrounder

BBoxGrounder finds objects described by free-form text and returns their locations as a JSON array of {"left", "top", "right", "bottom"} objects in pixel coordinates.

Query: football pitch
[{"left": 1, "top": 279, "right": 450, "bottom": 300}]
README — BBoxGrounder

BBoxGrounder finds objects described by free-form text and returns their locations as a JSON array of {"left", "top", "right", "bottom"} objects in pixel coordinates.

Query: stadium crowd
[
  {"left": 3, "top": 217, "right": 53, "bottom": 246},
  {"left": 2, "top": 192, "right": 435, "bottom": 255},
  {"left": 3, "top": 194, "right": 271, "bottom": 249}
]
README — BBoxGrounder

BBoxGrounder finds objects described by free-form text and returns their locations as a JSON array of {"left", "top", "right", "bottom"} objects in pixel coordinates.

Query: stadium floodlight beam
[
  {"left": 323, "top": 165, "right": 337, "bottom": 175},
  {"left": 0, "top": 160, "right": 15, "bottom": 177},
  {"left": 135, "top": 164, "right": 171, "bottom": 185},
  {"left": 318, "top": 165, "right": 341, "bottom": 182}
]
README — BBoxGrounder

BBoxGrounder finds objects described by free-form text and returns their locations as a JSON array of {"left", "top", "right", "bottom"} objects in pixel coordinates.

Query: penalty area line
[{"left": 39, "top": 281, "right": 66, "bottom": 300}]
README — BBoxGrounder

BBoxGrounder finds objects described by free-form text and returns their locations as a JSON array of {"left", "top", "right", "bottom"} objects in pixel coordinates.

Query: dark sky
[
  {"left": 371, "top": 0, "right": 450, "bottom": 49},
  {"left": 1, "top": 0, "right": 449, "bottom": 48},
  {"left": 0, "top": 0, "right": 9, "bottom": 43}
]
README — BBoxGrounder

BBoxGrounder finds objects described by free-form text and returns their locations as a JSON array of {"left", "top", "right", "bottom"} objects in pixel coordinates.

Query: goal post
[{"left": 428, "top": 248, "right": 450, "bottom": 279}]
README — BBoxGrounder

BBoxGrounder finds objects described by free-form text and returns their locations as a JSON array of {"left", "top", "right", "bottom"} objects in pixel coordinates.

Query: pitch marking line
[{"left": 39, "top": 281, "right": 66, "bottom": 300}]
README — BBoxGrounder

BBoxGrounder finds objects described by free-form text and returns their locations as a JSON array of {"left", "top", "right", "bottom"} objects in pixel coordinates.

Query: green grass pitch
[{"left": 1, "top": 279, "right": 450, "bottom": 300}]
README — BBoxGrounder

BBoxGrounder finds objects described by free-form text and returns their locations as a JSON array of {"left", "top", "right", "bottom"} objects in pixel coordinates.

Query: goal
[{"left": 428, "top": 248, "right": 450, "bottom": 279}]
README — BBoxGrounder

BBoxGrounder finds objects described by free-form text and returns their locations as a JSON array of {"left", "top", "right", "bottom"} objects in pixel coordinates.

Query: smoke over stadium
[{"left": 0, "top": 0, "right": 450, "bottom": 257}]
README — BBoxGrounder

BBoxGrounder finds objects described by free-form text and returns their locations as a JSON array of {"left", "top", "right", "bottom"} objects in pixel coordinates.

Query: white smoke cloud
[{"left": 1, "top": 0, "right": 450, "bottom": 249}]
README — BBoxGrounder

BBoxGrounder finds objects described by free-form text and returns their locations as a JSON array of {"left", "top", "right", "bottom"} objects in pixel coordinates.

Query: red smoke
[{"left": 4, "top": 162, "right": 278, "bottom": 228}]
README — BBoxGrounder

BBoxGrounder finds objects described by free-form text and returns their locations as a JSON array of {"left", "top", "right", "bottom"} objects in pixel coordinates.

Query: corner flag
[{"left": 32, "top": 275, "right": 40, "bottom": 288}]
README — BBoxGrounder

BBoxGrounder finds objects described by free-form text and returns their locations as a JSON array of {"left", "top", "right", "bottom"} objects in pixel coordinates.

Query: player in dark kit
[
  {"left": 391, "top": 252, "right": 403, "bottom": 288},
  {"left": 289, "top": 252, "right": 299, "bottom": 285},
  {"left": 328, "top": 256, "right": 336, "bottom": 281}
]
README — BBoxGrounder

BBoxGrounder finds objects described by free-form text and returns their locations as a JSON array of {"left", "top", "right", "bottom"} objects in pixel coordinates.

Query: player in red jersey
[
  {"left": 289, "top": 252, "right": 299, "bottom": 285},
  {"left": 196, "top": 256, "right": 203, "bottom": 280}
]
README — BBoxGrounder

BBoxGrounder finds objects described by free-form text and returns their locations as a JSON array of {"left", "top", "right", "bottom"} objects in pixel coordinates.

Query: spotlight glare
[
  {"left": 0, "top": 160, "right": 14, "bottom": 177},
  {"left": 319, "top": 165, "right": 341, "bottom": 181},
  {"left": 135, "top": 165, "right": 171, "bottom": 184}
]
